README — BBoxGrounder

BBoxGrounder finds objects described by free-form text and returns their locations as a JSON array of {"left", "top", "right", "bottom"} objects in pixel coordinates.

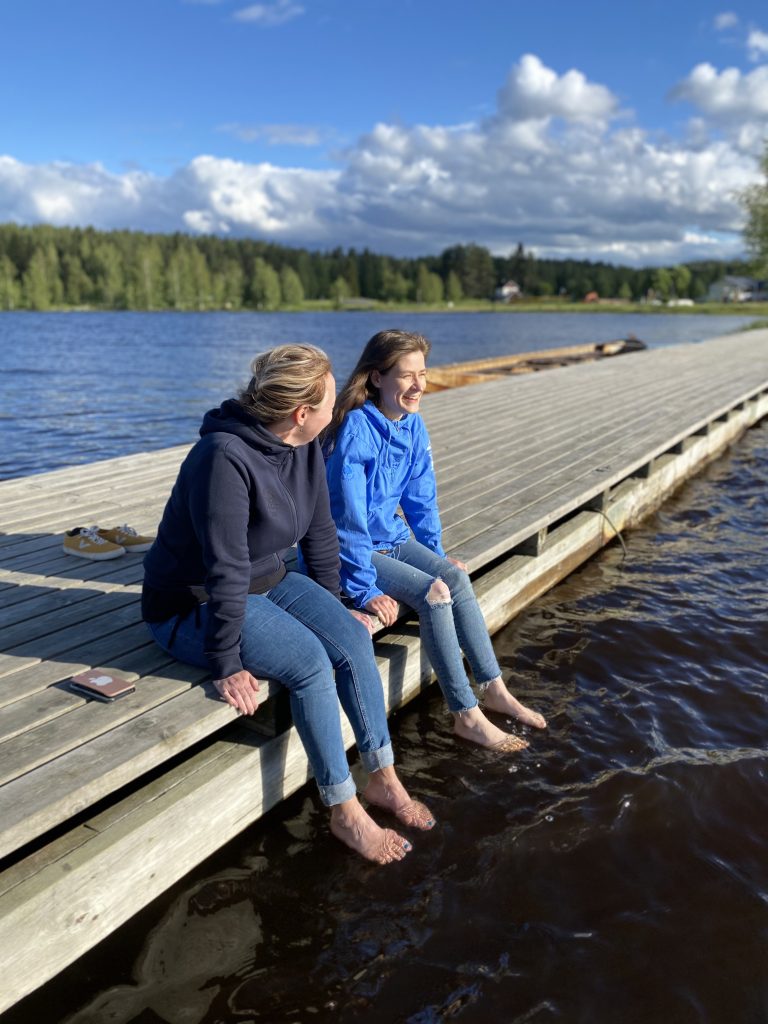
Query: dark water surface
[
  {"left": 8, "top": 424, "right": 766, "bottom": 1024},
  {"left": 0, "top": 310, "right": 758, "bottom": 479}
]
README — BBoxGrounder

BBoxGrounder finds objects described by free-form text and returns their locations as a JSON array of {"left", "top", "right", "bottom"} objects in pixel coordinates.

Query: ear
[
  {"left": 294, "top": 405, "right": 308, "bottom": 426},
  {"left": 370, "top": 370, "right": 381, "bottom": 389}
]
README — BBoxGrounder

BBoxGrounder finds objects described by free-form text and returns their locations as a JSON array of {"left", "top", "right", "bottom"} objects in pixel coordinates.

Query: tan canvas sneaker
[
  {"left": 96, "top": 524, "right": 154, "bottom": 552},
  {"left": 63, "top": 526, "right": 126, "bottom": 561}
]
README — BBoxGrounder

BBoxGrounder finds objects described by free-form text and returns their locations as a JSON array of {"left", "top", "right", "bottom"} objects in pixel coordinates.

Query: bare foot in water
[
  {"left": 364, "top": 766, "right": 436, "bottom": 830},
  {"left": 330, "top": 797, "right": 412, "bottom": 864},
  {"left": 481, "top": 678, "right": 547, "bottom": 729},
  {"left": 453, "top": 705, "right": 529, "bottom": 752}
]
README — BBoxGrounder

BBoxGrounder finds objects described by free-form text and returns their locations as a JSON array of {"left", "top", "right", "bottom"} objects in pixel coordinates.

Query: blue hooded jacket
[
  {"left": 143, "top": 399, "right": 340, "bottom": 679},
  {"left": 325, "top": 400, "right": 445, "bottom": 608}
]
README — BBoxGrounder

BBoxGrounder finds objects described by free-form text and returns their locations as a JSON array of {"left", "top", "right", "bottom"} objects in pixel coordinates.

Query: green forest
[{"left": 0, "top": 221, "right": 754, "bottom": 312}]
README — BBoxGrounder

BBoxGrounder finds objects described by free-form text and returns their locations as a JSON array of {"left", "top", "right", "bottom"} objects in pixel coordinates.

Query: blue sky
[{"left": 2, "top": 0, "right": 768, "bottom": 264}]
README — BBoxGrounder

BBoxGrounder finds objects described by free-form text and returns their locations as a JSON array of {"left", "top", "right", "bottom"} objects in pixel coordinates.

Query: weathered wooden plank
[
  {"left": 0, "top": 591, "right": 138, "bottom": 651},
  {"left": 441, "top": 371, "right": 761, "bottom": 545},
  {"left": 0, "top": 675, "right": 209, "bottom": 786},
  {"left": 0, "top": 621, "right": 154, "bottom": 692},
  {"left": 0, "top": 445, "right": 189, "bottom": 501},
  {"left": 0, "top": 597, "right": 143, "bottom": 673},
  {"left": 453, "top": 397, "right": 765, "bottom": 568},
  {"left": 0, "top": 644, "right": 178, "bottom": 744},
  {"left": 433, "top": 358, "right": 762, "bottom": 487},
  {"left": 0, "top": 672, "right": 222, "bottom": 857},
  {"left": 0, "top": 576, "right": 140, "bottom": 623}
]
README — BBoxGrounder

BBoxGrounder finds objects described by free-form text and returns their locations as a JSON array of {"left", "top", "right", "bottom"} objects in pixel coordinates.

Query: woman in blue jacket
[
  {"left": 143, "top": 344, "right": 433, "bottom": 864},
  {"left": 324, "top": 331, "right": 546, "bottom": 752}
]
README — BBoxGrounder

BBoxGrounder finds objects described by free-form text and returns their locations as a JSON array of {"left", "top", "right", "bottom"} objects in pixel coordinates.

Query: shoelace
[
  {"left": 113, "top": 524, "right": 138, "bottom": 537},
  {"left": 81, "top": 526, "right": 110, "bottom": 545}
]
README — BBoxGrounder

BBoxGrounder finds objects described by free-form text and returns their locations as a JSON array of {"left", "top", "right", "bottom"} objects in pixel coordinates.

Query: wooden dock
[{"left": 1, "top": 329, "right": 767, "bottom": 1011}]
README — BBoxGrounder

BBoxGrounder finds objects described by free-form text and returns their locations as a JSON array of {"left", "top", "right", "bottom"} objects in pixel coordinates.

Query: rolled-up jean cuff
[
  {"left": 317, "top": 773, "right": 357, "bottom": 808},
  {"left": 360, "top": 742, "right": 395, "bottom": 774}
]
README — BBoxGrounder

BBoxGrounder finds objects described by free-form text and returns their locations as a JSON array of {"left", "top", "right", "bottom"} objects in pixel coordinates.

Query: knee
[
  {"left": 425, "top": 578, "right": 452, "bottom": 607},
  {"left": 442, "top": 563, "right": 472, "bottom": 597}
]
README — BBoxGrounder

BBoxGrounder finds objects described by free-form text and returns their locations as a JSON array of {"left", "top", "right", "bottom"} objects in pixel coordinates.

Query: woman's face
[
  {"left": 301, "top": 372, "right": 336, "bottom": 442},
  {"left": 372, "top": 351, "right": 427, "bottom": 420}
]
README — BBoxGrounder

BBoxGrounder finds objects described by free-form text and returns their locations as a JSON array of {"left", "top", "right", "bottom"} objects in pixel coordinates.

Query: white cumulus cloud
[
  {"left": 671, "top": 61, "right": 768, "bottom": 124},
  {"left": 496, "top": 53, "right": 618, "bottom": 124},
  {"left": 747, "top": 29, "right": 768, "bottom": 60},
  {"left": 0, "top": 54, "right": 763, "bottom": 265}
]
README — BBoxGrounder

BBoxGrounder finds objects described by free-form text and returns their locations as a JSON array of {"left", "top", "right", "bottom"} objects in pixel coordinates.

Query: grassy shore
[
  {"left": 7, "top": 300, "right": 768, "bottom": 317},
  {"left": 300, "top": 298, "right": 768, "bottom": 316}
]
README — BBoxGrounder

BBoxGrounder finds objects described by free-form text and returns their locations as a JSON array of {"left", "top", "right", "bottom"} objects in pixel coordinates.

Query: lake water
[
  {"left": 6, "top": 420, "right": 766, "bottom": 1024},
  {"left": 0, "top": 310, "right": 758, "bottom": 480}
]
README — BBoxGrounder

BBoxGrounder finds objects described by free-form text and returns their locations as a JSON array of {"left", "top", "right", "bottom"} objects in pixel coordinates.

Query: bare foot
[
  {"left": 453, "top": 704, "right": 529, "bottom": 752},
  {"left": 364, "top": 766, "right": 436, "bottom": 830},
  {"left": 329, "top": 797, "right": 412, "bottom": 864},
  {"left": 481, "top": 678, "right": 547, "bottom": 729}
]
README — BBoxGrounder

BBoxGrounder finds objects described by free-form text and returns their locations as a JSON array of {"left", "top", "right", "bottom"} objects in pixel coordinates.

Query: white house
[
  {"left": 705, "top": 276, "right": 768, "bottom": 302},
  {"left": 494, "top": 280, "right": 522, "bottom": 302}
]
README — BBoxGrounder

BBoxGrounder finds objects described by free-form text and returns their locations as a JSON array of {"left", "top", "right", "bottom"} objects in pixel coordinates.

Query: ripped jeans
[{"left": 370, "top": 538, "right": 501, "bottom": 713}]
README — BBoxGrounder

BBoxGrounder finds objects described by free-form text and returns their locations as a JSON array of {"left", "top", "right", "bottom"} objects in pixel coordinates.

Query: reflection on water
[
  {"left": 0, "top": 310, "right": 758, "bottom": 479},
  {"left": 7, "top": 426, "right": 766, "bottom": 1023}
]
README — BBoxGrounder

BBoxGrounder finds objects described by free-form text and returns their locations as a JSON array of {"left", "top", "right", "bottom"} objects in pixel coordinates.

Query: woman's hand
[
  {"left": 364, "top": 594, "right": 400, "bottom": 626},
  {"left": 446, "top": 555, "right": 468, "bottom": 572},
  {"left": 213, "top": 670, "right": 262, "bottom": 715},
  {"left": 348, "top": 608, "right": 376, "bottom": 635}
]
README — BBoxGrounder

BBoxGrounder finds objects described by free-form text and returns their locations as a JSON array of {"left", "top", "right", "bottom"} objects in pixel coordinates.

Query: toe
[
  {"left": 492, "top": 735, "right": 528, "bottom": 753},
  {"left": 396, "top": 800, "right": 435, "bottom": 830}
]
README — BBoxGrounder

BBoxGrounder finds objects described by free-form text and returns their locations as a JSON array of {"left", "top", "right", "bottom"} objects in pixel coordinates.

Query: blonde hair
[
  {"left": 323, "top": 329, "right": 431, "bottom": 448},
  {"left": 238, "top": 344, "right": 332, "bottom": 423}
]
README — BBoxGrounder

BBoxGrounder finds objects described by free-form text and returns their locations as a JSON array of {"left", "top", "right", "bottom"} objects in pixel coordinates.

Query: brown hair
[
  {"left": 238, "top": 344, "right": 332, "bottom": 423},
  {"left": 322, "top": 329, "right": 431, "bottom": 448}
]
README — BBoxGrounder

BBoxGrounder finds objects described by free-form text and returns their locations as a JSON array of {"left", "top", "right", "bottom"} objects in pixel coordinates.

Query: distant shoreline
[{"left": 2, "top": 301, "right": 768, "bottom": 318}]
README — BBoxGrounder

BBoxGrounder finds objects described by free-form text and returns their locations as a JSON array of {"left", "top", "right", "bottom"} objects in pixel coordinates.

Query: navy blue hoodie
[{"left": 142, "top": 399, "right": 341, "bottom": 679}]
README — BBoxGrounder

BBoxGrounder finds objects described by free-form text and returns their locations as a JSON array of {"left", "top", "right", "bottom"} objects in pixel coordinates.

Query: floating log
[{"left": 425, "top": 337, "right": 646, "bottom": 391}]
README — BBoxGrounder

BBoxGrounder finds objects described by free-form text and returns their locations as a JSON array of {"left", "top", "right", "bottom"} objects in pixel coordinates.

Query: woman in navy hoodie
[
  {"left": 324, "top": 331, "right": 547, "bottom": 752},
  {"left": 143, "top": 344, "right": 433, "bottom": 864}
]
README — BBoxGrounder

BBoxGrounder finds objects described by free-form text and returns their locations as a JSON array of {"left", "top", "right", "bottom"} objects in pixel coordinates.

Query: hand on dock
[
  {"left": 365, "top": 594, "right": 399, "bottom": 626},
  {"left": 348, "top": 608, "right": 376, "bottom": 634},
  {"left": 213, "top": 671, "right": 262, "bottom": 715}
]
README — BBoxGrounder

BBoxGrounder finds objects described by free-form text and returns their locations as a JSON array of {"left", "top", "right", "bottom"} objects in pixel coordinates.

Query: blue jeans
[
  {"left": 371, "top": 538, "right": 501, "bottom": 713},
  {"left": 147, "top": 571, "right": 394, "bottom": 807}
]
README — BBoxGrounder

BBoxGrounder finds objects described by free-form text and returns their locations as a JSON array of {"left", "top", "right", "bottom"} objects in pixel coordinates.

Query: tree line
[{"left": 0, "top": 222, "right": 752, "bottom": 311}]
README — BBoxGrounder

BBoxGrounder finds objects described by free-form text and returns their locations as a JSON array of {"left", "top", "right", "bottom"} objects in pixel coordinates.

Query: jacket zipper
[{"left": 279, "top": 449, "right": 299, "bottom": 546}]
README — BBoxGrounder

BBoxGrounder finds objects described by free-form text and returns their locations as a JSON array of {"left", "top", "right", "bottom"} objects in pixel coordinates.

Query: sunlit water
[
  {"left": 7, "top": 422, "right": 766, "bottom": 1024},
  {"left": 0, "top": 310, "right": 758, "bottom": 479}
]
